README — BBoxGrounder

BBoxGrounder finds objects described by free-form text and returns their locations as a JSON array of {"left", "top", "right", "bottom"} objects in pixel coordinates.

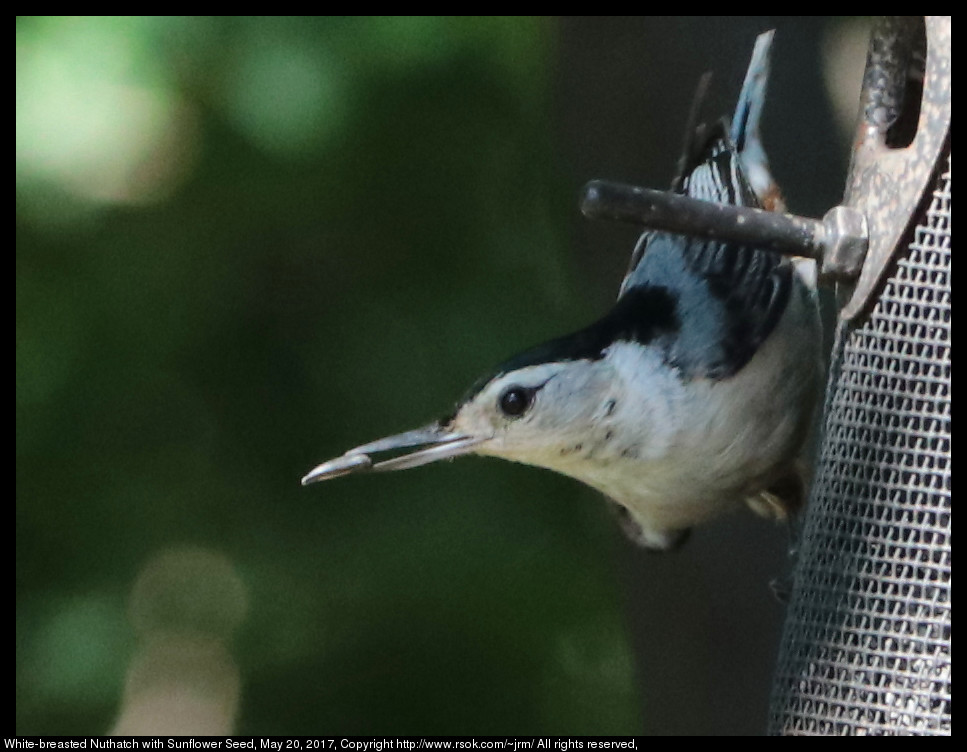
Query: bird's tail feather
[{"left": 731, "top": 30, "right": 785, "bottom": 211}]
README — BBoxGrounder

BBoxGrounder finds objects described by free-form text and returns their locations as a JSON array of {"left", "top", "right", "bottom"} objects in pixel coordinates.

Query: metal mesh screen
[{"left": 768, "top": 151, "right": 951, "bottom": 735}]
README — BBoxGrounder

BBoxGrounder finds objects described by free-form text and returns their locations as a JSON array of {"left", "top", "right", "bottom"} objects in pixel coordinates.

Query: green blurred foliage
[
  {"left": 17, "top": 16, "right": 638, "bottom": 734},
  {"left": 18, "top": 15, "right": 856, "bottom": 736}
]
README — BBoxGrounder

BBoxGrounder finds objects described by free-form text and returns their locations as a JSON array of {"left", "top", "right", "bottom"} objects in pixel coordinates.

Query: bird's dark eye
[{"left": 498, "top": 386, "right": 534, "bottom": 418}]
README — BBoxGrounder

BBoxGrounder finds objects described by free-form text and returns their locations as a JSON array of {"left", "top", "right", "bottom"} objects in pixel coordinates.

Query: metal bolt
[{"left": 580, "top": 180, "right": 869, "bottom": 282}]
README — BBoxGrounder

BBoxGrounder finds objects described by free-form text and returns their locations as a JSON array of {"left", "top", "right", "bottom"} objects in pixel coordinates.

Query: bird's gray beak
[{"left": 301, "top": 423, "right": 485, "bottom": 486}]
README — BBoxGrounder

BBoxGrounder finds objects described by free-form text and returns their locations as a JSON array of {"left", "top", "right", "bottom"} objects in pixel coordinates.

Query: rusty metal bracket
[{"left": 838, "top": 16, "right": 950, "bottom": 320}]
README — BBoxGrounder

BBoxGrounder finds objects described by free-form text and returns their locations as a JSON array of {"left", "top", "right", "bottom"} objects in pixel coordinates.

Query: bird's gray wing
[{"left": 618, "top": 31, "right": 792, "bottom": 380}]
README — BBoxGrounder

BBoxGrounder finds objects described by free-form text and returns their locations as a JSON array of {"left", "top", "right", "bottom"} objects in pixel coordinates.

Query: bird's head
[
  {"left": 303, "top": 287, "right": 680, "bottom": 486},
  {"left": 301, "top": 332, "right": 635, "bottom": 486}
]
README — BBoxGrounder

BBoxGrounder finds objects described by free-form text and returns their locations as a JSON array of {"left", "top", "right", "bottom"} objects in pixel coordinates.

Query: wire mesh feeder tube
[
  {"left": 768, "top": 17, "right": 951, "bottom": 735},
  {"left": 768, "top": 156, "right": 951, "bottom": 735}
]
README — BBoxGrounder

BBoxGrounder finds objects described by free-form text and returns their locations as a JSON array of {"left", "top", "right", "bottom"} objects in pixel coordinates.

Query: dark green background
[{"left": 17, "top": 16, "right": 854, "bottom": 735}]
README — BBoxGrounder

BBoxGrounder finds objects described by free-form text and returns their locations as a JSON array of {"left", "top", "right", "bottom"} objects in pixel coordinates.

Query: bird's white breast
[{"left": 544, "top": 272, "right": 821, "bottom": 543}]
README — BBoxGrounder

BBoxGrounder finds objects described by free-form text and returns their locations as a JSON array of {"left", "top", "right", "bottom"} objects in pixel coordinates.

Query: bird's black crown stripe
[{"left": 451, "top": 285, "right": 679, "bottom": 411}]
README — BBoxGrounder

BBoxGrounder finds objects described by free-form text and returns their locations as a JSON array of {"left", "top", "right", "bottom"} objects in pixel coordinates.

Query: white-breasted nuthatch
[{"left": 302, "top": 32, "right": 822, "bottom": 550}]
